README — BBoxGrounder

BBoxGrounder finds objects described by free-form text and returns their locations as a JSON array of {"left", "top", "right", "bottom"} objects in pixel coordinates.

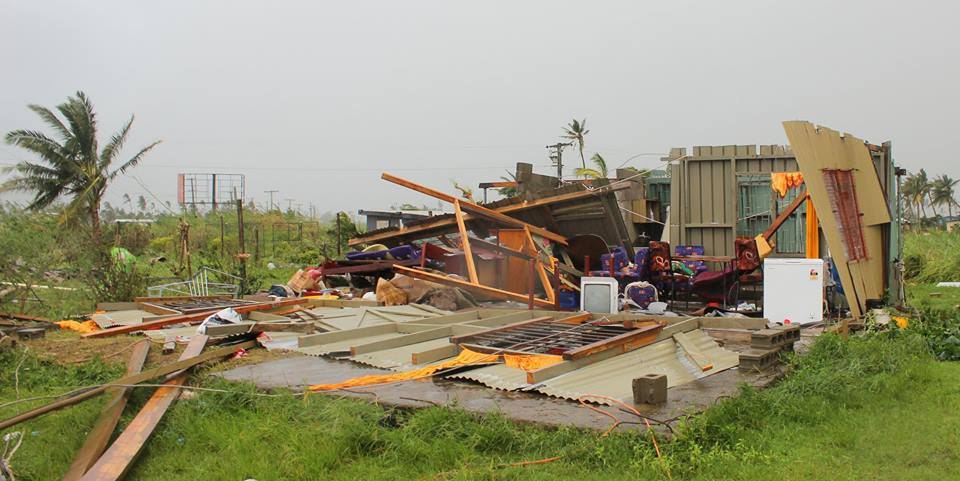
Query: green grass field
[{"left": 2, "top": 326, "right": 957, "bottom": 481}]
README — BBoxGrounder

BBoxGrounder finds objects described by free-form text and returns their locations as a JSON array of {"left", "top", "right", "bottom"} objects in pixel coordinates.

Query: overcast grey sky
[{"left": 2, "top": 0, "right": 958, "bottom": 215}]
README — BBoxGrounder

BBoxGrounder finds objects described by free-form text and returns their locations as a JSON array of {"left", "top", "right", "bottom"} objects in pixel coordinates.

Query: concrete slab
[{"left": 215, "top": 353, "right": 780, "bottom": 432}]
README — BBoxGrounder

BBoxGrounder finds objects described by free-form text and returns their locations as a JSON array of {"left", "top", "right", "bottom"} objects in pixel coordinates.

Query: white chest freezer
[{"left": 763, "top": 258, "right": 824, "bottom": 325}]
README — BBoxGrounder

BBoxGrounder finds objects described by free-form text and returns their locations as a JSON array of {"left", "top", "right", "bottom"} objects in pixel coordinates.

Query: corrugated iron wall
[{"left": 669, "top": 145, "right": 799, "bottom": 257}]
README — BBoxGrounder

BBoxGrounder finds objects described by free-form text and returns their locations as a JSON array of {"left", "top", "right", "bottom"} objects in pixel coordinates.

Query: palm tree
[
  {"left": 932, "top": 174, "right": 959, "bottom": 219},
  {"left": 574, "top": 153, "right": 609, "bottom": 179},
  {"left": 902, "top": 170, "right": 931, "bottom": 221},
  {"left": 561, "top": 118, "right": 589, "bottom": 169},
  {"left": 2, "top": 92, "right": 161, "bottom": 247}
]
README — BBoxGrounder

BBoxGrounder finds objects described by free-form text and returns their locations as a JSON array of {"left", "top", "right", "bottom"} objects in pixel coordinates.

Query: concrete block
[
  {"left": 632, "top": 373, "right": 667, "bottom": 404},
  {"left": 739, "top": 347, "right": 781, "bottom": 371},
  {"left": 770, "top": 324, "right": 801, "bottom": 343},
  {"left": 751, "top": 329, "right": 787, "bottom": 348}
]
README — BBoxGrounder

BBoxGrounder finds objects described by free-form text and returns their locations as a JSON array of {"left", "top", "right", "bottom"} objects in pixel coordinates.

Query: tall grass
[
  {"left": 0, "top": 328, "right": 950, "bottom": 480},
  {"left": 903, "top": 230, "right": 960, "bottom": 283}
]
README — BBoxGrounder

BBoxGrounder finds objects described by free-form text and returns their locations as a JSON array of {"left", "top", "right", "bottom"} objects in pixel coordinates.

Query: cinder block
[
  {"left": 771, "top": 325, "right": 801, "bottom": 343},
  {"left": 739, "top": 347, "right": 781, "bottom": 370},
  {"left": 632, "top": 373, "right": 668, "bottom": 404},
  {"left": 751, "top": 329, "right": 786, "bottom": 348}
]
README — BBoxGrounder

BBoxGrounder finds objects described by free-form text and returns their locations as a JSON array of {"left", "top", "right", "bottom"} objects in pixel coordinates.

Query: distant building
[{"left": 358, "top": 209, "right": 448, "bottom": 231}]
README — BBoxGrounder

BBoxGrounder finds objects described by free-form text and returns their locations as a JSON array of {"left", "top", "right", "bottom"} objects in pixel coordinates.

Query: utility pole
[
  {"left": 546, "top": 142, "right": 573, "bottom": 187},
  {"left": 336, "top": 212, "right": 342, "bottom": 256},
  {"left": 284, "top": 198, "right": 294, "bottom": 212},
  {"left": 264, "top": 190, "right": 278, "bottom": 210},
  {"left": 236, "top": 199, "right": 247, "bottom": 290}
]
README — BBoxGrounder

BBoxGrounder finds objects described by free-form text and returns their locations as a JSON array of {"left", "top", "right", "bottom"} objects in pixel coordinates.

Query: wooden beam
[
  {"left": 561, "top": 322, "right": 663, "bottom": 360},
  {"left": 454, "top": 199, "right": 480, "bottom": 284},
  {"left": 78, "top": 336, "right": 210, "bottom": 481},
  {"left": 83, "top": 298, "right": 308, "bottom": 338},
  {"left": 350, "top": 183, "right": 631, "bottom": 246},
  {"left": 762, "top": 188, "right": 808, "bottom": 240},
  {"left": 0, "top": 339, "right": 255, "bottom": 431},
  {"left": 350, "top": 327, "right": 452, "bottom": 355},
  {"left": 393, "top": 265, "right": 554, "bottom": 308},
  {"left": 380, "top": 173, "right": 568, "bottom": 245},
  {"left": 62, "top": 340, "right": 151, "bottom": 481},
  {"left": 524, "top": 226, "right": 556, "bottom": 303}
]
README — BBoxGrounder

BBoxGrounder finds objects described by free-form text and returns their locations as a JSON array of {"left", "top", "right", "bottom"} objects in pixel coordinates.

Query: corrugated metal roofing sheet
[
  {"left": 349, "top": 338, "right": 452, "bottom": 371},
  {"left": 447, "top": 364, "right": 530, "bottom": 391},
  {"left": 533, "top": 329, "right": 738, "bottom": 405},
  {"left": 91, "top": 309, "right": 157, "bottom": 329}
]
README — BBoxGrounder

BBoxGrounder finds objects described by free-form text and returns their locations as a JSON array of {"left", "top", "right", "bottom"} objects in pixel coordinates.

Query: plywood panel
[{"left": 783, "top": 121, "right": 889, "bottom": 317}]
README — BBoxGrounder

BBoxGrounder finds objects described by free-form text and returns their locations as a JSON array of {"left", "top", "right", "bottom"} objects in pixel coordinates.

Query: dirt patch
[
  {"left": 19, "top": 328, "right": 290, "bottom": 372},
  {"left": 20, "top": 330, "right": 147, "bottom": 365}
]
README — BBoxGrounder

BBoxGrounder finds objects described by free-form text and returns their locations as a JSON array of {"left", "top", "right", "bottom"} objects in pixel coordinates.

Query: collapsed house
[{"left": 5, "top": 121, "right": 907, "bottom": 478}]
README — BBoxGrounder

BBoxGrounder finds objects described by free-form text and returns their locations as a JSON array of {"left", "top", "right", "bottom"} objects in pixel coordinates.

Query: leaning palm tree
[
  {"left": 561, "top": 118, "right": 589, "bottom": 169},
  {"left": 574, "top": 153, "right": 609, "bottom": 179},
  {"left": 932, "top": 174, "right": 959, "bottom": 219},
  {"left": 2, "top": 92, "right": 160, "bottom": 247}
]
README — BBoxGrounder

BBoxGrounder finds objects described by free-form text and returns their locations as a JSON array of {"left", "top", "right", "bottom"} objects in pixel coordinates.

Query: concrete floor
[{"left": 216, "top": 353, "right": 782, "bottom": 431}]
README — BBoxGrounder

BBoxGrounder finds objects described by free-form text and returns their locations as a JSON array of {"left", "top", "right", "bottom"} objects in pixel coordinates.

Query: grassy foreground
[{"left": 1, "top": 329, "right": 957, "bottom": 481}]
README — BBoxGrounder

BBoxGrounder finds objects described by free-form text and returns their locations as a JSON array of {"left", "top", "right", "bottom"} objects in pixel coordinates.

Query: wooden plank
[
  {"left": 551, "top": 312, "right": 593, "bottom": 325},
  {"left": 381, "top": 173, "right": 568, "bottom": 245},
  {"left": 62, "top": 340, "right": 151, "bottom": 481},
  {"left": 562, "top": 323, "right": 663, "bottom": 360},
  {"left": 761, "top": 189, "right": 808, "bottom": 240},
  {"left": 524, "top": 227, "right": 556, "bottom": 303},
  {"left": 0, "top": 339, "right": 255, "bottom": 431},
  {"left": 350, "top": 183, "right": 629, "bottom": 246},
  {"left": 350, "top": 327, "right": 453, "bottom": 355},
  {"left": 411, "top": 344, "right": 460, "bottom": 365},
  {"left": 83, "top": 298, "right": 308, "bottom": 338},
  {"left": 298, "top": 323, "right": 397, "bottom": 347},
  {"left": 78, "top": 336, "right": 210, "bottom": 481},
  {"left": 454, "top": 199, "right": 480, "bottom": 284},
  {"left": 393, "top": 265, "right": 554, "bottom": 308}
]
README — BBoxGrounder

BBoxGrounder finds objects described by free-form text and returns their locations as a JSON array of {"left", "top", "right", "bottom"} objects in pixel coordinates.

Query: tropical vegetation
[{"left": 1, "top": 91, "right": 161, "bottom": 247}]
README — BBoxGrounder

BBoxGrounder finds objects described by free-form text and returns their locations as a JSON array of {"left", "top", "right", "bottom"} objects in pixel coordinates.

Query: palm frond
[
  {"left": 27, "top": 104, "right": 72, "bottom": 141},
  {"left": 4, "top": 129, "right": 74, "bottom": 165},
  {"left": 574, "top": 167, "right": 603, "bottom": 179},
  {"left": 57, "top": 91, "right": 98, "bottom": 161},
  {"left": 590, "top": 153, "right": 607, "bottom": 177},
  {"left": 107, "top": 140, "right": 162, "bottom": 180},
  {"left": 99, "top": 115, "right": 134, "bottom": 170}
]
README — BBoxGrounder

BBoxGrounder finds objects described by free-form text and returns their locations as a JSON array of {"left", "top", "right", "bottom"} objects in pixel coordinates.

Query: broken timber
[
  {"left": 79, "top": 336, "right": 210, "bottom": 481},
  {"left": 350, "top": 182, "right": 629, "bottom": 247},
  {"left": 379, "top": 173, "right": 569, "bottom": 245},
  {"left": 0, "top": 339, "right": 256, "bottom": 430},
  {"left": 393, "top": 265, "right": 554, "bottom": 308},
  {"left": 83, "top": 298, "right": 308, "bottom": 338},
  {"left": 62, "top": 340, "right": 151, "bottom": 481}
]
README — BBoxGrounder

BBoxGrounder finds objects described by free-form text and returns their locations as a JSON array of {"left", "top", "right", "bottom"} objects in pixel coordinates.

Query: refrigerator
[{"left": 763, "top": 258, "right": 824, "bottom": 325}]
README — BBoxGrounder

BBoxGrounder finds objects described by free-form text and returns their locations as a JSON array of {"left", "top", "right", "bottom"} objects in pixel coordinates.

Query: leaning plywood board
[{"left": 783, "top": 121, "right": 889, "bottom": 318}]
